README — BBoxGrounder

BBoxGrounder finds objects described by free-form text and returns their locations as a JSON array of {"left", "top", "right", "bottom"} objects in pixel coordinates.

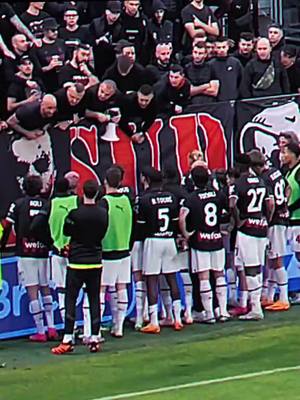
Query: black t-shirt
[
  {"left": 57, "top": 62, "right": 95, "bottom": 87},
  {"left": 154, "top": 76, "right": 191, "bottom": 115},
  {"left": 85, "top": 83, "right": 124, "bottom": 113},
  {"left": 260, "top": 167, "right": 289, "bottom": 226},
  {"left": 54, "top": 87, "right": 87, "bottom": 122},
  {"left": 64, "top": 204, "right": 108, "bottom": 265},
  {"left": 103, "top": 62, "right": 148, "bottom": 94},
  {"left": 7, "top": 75, "right": 43, "bottom": 104},
  {"left": 6, "top": 195, "right": 49, "bottom": 258},
  {"left": 20, "top": 10, "right": 50, "bottom": 37},
  {"left": 181, "top": 3, "right": 218, "bottom": 50},
  {"left": 119, "top": 92, "right": 158, "bottom": 136},
  {"left": 230, "top": 173, "right": 270, "bottom": 237},
  {"left": 30, "top": 39, "right": 66, "bottom": 92},
  {"left": 59, "top": 25, "right": 91, "bottom": 47},
  {"left": 15, "top": 101, "right": 55, "bottom": 130},
  {"left": 185, "top": 61, "right": 216, "bottom": 104},
  {"left": 137, "top": 188, "right": 179, "bottom": 239},
  {"left": 184, "top": 186, "right": 226, "bottom": 251},
  {"left": 209, "top": 56, "right": 243, "bottom": 101},
  {"left": 286, "top": 63, "right": 300, "bottom": 94}
]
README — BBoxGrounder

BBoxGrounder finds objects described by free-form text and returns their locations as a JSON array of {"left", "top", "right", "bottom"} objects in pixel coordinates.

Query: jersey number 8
[{"left": 204, "top": 202, "right": 217, "bottom": 227}]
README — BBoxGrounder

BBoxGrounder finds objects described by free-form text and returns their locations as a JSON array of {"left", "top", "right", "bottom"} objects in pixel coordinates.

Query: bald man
[
  {"left": 7, "top": 94, "right": 57, "bottom": 140},
  {"left": 240, "top": 37, "right": 290, "bottom": 98}
]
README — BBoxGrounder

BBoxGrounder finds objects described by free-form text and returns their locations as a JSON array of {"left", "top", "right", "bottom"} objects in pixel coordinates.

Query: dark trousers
[{"left": 65, "top": 267, "right": 101, "bottom": 335}]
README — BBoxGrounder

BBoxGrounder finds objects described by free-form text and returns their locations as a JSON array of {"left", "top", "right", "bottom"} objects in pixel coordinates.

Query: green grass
[{"left": 1, "top": 307, "right": 300, "bottom": 400}]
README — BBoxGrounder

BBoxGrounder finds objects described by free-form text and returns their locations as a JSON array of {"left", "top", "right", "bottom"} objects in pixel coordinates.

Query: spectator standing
[
  {"left": 119, "top": 0, "right": 149, "bottom": 64},
  {"left": 148, "top": 0, "right": 173, "bottom": 52},
  {"left": 232, "top": 32, "right": 255, "bottom": 67},
  {"left": 30, "top": 17, "right": 66, "bottom": 93},
  {"left": 3, "top": 34, "right": 31, "bottom": 85},
  {"left": 268, "top": 23, "right": 285, "bottom": 60},
  {"left": 280, "top": 45, "right": 300, "bottom": 94},
  {"left": 145, "top": 42, "right": 173, "bottom": 83},
  {"left": 58, "top": 42, "right": 98, "bottom": 89},
  {"left": 181, "top": 0, "right": 219, "bottom": 55},
  {"left": 240, "top": 38, "right": 290, "bottom": 99},
  {"left": 185, "top": 42, "right": 219, "bottom": 104},
  {"left": 20, "top": 2, "right": 50, "bottom": 39},
  {"left": 89, "top": 1, "right": 122, "bottom": 79},
  {"left": 209, "top": 36, "right": 243, "bottom": 101},
  {"left": 7, "top": 56, "right": 44, "bottom": 114}
]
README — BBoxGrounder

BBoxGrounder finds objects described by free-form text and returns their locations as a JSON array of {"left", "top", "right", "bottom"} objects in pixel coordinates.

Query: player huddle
[{"left": 2, "top": 141, "right": 299, "bottom": 355}]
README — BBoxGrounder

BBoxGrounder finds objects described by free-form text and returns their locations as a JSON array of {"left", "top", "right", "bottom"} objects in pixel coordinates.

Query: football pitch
[{"left": 1, "top": 307, "right": 300, "bottom": 400}]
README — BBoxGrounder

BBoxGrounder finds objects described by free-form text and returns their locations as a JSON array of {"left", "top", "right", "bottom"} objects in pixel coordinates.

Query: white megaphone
[{"left": 101, "top": 122, "right": 120, "bottom": 142}]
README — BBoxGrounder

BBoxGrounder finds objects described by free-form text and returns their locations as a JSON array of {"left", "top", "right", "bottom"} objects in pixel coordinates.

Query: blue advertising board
[
  {"left": 0, "top": 257, "right": 136, "bottom": 340},
  {"left": 1, "top": 252, "right": 300, "bottom": 340}
]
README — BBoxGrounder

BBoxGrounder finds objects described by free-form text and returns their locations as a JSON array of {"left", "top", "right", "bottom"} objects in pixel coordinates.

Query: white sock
[
  {"left": 181, "top": 272, "right": 193, "bottom": 318},
  {"left": 100, "top": 289, "right": 106, "bottom": 321},
  {"left": 246, "top": 275, "right": 262, "bottom": 314},
  {"left": 173, "top": 299, "right": 182, "bottom": 323},
  {"left": 63, "top": 333, "right": 73, "bottom": 344},
  {"left": 149, "top": 304, "right": 158, "bottom": 326},
  {"left": 143, "top": 296, "right": 149, "bottom": 321},
  {"left": 159, "top": 276, "right": 173, "bottom": 320},
  {"left": 268, "top": 269, "right": 277, "bottom": 302},
  {"left": 275, "top": 267, "right": 289, "bottom": 303},
  {"left": 42, "top": 295, "right": 54, "bottom": 329},
  {"left": 117, "top": 288, "right": 128, "bottom": 334},
  {"left": 108, "top": 287, "right": 118, "bottom": 326},
  {"left": 226, "top": 268, "right": 237, "bottom": 303},
  {"left": 200, "top": 280, "right": 213, "bottom": 319},
  {"left": 58, "top": 292, "right": 65, "bottom": 323},
  {"left": 135, "top": 280, "right": 146, "bottom": 325},
  {"left": 216, "top": 276, "right": 228, "bottom": 316},
  {"left": 83, "top": 292, "right": 91, "bottom": 338},
  {"left": 29, "top": 299, "right": 45, "bottom": 334},
  {"left": 239, "top": 291, "right": 248, "bottom": 308}
]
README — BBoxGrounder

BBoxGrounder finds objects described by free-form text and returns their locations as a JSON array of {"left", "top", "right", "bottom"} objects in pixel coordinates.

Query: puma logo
[
  {"left": 116, "top": 205, "right": 124, "bottom": 212},
  {"left": 285, "top": 115, "right": 296, "bottom": 123}
]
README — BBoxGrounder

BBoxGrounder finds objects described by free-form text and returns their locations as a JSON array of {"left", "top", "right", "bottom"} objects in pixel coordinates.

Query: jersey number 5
[{"left": 158, "top": 208, "right": 170, "bottom": 232}]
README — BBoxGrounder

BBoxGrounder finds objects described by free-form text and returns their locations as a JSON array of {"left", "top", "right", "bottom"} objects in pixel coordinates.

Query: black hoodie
[{"left": 148, "top": 0, "right": 173, "bottom": 46}]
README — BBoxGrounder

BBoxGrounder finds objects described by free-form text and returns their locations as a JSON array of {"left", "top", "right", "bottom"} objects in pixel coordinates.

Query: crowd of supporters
[{"left": 0, "top": 1, "right": 298, "bottom": 142}]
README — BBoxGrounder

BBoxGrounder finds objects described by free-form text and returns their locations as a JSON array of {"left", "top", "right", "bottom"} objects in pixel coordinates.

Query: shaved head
[{"left": 41, "top": 94, "right": 57, "bottom": 117}]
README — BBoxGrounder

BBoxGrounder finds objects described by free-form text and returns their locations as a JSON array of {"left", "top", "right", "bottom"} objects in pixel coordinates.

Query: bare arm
[
  {"left": 179, "top": 207, "right": 194, "bottom": 239},
  {"left": 6, "top": 113, "right": 43, "bottom": 139},
  {"left": 10, "top": 15, "right": 41, "bottom": 47},
  {"left": 202, "top": 80, "right": 220, "bottom": 97},
  {"left": 85, "top": 108, "right": 110, "bottom": 123}
]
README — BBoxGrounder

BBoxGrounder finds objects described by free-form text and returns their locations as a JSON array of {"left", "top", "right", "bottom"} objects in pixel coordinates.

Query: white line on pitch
[{"left": 92, "top": 365, "right": 300, "bottom": 400}]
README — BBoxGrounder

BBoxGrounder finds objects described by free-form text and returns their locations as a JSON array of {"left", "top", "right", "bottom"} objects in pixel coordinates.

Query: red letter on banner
[
  {"left": 70, "top": 126, "right": 100, "bottom": 194},
  {"left": 197, "top": 114, "right": 227, "bottom": 170},
  {"left": 144, "top": 119, "right": 164, "bottom": 170},
  {"left": 170, "top": 114, "right": 201, "bottom": 177},
  {"left": 111, "top": 129, "right": 137, "bottom": 191}
]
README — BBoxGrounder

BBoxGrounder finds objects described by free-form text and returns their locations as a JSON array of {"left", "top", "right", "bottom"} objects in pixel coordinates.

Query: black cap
[
  {"left": 106, "top": 0, "right": 122, "bottom": 14},
  {"left": 42, "top": 17, "right": 59, "bottom": 31},
  {"left": 115, "top": 39, "right": 134, "bottom": 54},
  {"left": 17, "top": 55, "right": 32, "bottom": 66},
  {"left": 268, "top": 22, "right": 282, "bottom": 30},
  {"left": 282, "top": 44, "right": 297, "bottom": 57}
]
